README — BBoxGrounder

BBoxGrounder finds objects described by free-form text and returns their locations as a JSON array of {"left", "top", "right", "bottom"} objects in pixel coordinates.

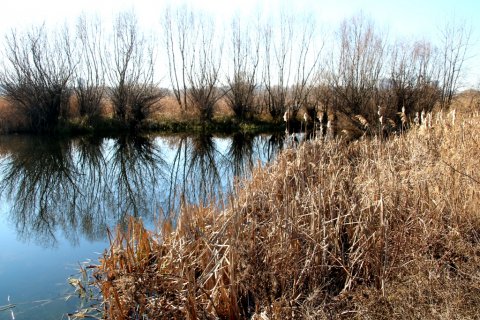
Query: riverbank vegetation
[
  {"left": 0, "top": 9, "right": 472, "bottom": 136},
  {"left": 72, "top": 92, "right": 480, "bottom": 319}
]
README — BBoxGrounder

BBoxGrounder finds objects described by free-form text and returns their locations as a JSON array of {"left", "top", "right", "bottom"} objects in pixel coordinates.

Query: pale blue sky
[{"left": 1, "top": 0, "right": 478, "bottom": 86}]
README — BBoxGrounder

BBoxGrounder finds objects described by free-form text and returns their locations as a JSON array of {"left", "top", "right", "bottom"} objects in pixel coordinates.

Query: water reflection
[
  {"left": 0, "top": 132, "right": 284, "bottom": 247},
  {"left": 262, "top": 131, "right": 286, "bottom": 162},
  {"left": 107, "top": 134, "right": 168, "bottom": 218},
  {"left": 0, "top": 136, "right": 80, "bottom": 245},
  {"left": 168, "top": 134, "right": 224, "bottom": 214},
  {"left": 75, "top": 135, "right": 110, "bottom": 241},
  {"left": 228, "top": 132, "right": 255, "bottom": 178}
]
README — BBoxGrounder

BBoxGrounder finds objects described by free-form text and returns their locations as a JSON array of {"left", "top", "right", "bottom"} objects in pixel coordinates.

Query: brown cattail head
[
  {"left": 378, "top": 105, "right": 387, "bottom": 117},
  {"left": 355, "top": 114, "right": 370, "bottom": 129},
  {"left": 398, "top": 106, "right": 408, "bottom": 126},
  {"left": 317, "top": 111, "right": 325, "bottom": 122},
  {"left": 414, "top": 112, "right": 420, "bottom": 125},
  {"left": 450, "top": 109, "right": 456, "bottom": 126}
]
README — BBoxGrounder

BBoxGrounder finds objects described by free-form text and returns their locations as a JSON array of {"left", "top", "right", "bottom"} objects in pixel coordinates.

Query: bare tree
[
  {"left": 107, "top": 11, "right": 164, "bottom": 129},
  {"left": 328, "top": 13, "right": 386, "bottom": 130},
  {"left": 387, "top": 41, "right": 419, "bottom": 115},
  {"left": 186, "top": 13, "right": 224, "bottom": 122},
  {"left": 224, "top": 16, "right": 260, "bottom": 120},
  {"left": 412, "top": 40, "right": 442, "bottom": 113},
  {"left": 261, "top": 14, "right": 294, "bottom": 121},
  {"left": 0, "top": 25, "right": 75, "bottom": 132},
  {"left": 387, "top": 39, "right": 441, "bottom": 119},
  {"left": 289, "top": 16, "right": 323, "bottom": 122},
  {"left": 438, "top": 18, "right": 471, "bottom": 108},
  {"left": 164, "top": 7, "right": 192, "bottom": 113},
  {"left": 164, "top": 7, "right": 223, "bottom": 122},
  {"left": 73, "top": 14, "right": 106, "bottom": 122}
]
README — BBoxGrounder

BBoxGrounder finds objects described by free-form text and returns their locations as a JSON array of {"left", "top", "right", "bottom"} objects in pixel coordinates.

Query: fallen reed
[{"left": 84, "top": 103, "right": 480, "bottom": 319}]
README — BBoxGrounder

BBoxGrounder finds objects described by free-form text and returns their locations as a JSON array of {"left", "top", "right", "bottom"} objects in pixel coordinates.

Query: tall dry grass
[
  {"left": 0, "top": 98, "right": 28, "bottom": 133},
  {"left": 84, "top": 103, "right": 480, "bottom": 319}
]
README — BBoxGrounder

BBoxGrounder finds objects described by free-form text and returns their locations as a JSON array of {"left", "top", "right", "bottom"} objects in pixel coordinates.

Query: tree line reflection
[{"left": 0, "top": 132, "right": 286, "bottom": 246}]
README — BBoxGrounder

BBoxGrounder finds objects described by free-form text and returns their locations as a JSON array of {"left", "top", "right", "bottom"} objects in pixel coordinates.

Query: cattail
[
  {"left": 355, "top": 114, "right": 370, "bottom": 129},
  {"left": 413, "top": 112, "right": 420, "bottom": 126},
  {"left": 377, "top": 105, "right": 386, "bottom": 117},
  {"left": 326, "top": 120, "right": 332, "bottom": 140},
  {"left": 450, "top": 109, "right": 456, "bottom": 126},
  {"left": 436, "top": 110, "right": 443, "bottom": 124},
  {"left": 426, "top": 112, "right": 433, "bottom": 128},
  {"left": 341, "top": 129, "right": 354, "bottom": 141},
  {"left": 378, "top": 106, "right": 387, "bottom": 134},
  {"left": 387, "top": 118, "right": 396, "bottom": 128},
  {"left": 317, "top": 111, "right": 324, "bottom": 122},
  {"left": 398, "top": 106, "right": 407, "bottom": 127}
]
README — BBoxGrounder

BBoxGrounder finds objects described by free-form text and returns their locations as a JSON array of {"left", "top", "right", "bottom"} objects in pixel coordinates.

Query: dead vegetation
[{"left": 79, "top": 95, "right": 480, "bottom": 319}]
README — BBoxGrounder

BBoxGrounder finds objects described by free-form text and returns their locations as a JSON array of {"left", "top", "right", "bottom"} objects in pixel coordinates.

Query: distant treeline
[{"left": 0, "top": 9, "right": 471, "bottom": 133}]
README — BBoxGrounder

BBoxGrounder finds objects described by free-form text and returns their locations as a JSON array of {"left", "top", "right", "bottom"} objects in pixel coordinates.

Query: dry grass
[
  {"left": 0, "top": 97, "right": 28, "bottom": 133},
  {"left": 149, "top": 96, "right": 237, "bottom": 123},
  {"left": 83, "top": 97, "right": 480, "bottom": 319}
]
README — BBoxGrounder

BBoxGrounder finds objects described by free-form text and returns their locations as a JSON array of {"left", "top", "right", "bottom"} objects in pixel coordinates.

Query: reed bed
[{"left": 85, "top": 106, "right": 480, "bottom": 319}]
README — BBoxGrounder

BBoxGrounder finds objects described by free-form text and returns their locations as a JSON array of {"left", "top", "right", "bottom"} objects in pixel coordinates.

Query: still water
[{"left": 0, "top": 132, "right": 287, "bottom": 319}]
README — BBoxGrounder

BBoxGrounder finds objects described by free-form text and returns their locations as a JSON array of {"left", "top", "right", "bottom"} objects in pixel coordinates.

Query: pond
[{"left": 0, "top": 131, "right": 290, "bottom": 319}]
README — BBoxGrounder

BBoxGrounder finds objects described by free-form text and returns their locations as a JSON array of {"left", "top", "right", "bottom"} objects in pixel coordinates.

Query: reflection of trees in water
[
  {"left": 0, "top": 137, "right": 79, "bottom": 246},
  {"left": 227, "top": 132, "right": 255, "bottom": 178},
  {"left": 188, "top": 134, "right": 222, "bottom": 204},
  {"left": 107, "top": 135, "right": 168, "bottom": 218},
  {"left": 260, "top": 132, "right": 285, "bottom": 163},
  {"left": 0, "top": 132, "right": 285, "bottom": 246},
  {"left": 0, "top": 135, "right": 169, "bottom": 246},
  {"left": 166, "top": 134, "right": 188, "bottom": 215},
  {"left": 74, "top": 135, "right": 109, "bottom": 241},
  {"left": 168, "top": 134, "right": 223, "bottom": 214}
]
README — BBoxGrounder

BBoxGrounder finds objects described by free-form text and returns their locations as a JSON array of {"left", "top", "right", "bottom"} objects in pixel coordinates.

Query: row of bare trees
[
  {"left": 0, "top": 9, "right": 472, "bottom": 133},
  {"left": 163, "top": 8, "right": 471, "bottom": 130},
  {"left": 323, "top": 13, "right": 472, "bottom": 133},
  {"left": 0, "top": 12, "right": 164, "bottom": 133}
]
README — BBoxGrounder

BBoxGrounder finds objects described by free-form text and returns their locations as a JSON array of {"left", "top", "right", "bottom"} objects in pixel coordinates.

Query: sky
[{"left": 0, "top": 0, "right": 479, "bottom": 87}]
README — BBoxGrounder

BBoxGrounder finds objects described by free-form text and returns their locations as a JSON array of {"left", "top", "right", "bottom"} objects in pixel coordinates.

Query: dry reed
[{"left": 85, "top": 102, "right": 480, "bottom": 319}]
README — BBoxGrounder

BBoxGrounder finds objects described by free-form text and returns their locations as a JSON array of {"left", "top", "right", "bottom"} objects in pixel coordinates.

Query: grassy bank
[
  {"left": 78, "top": 100, "right": 480, "bottom": 319},
  {"left": 141, "top": 117, "right": 285, "bottom": 135},
  {"left": 0, "top": 96, "right": 288, "bottom": 136},
  {"left": 53, "top": 116, "right": 286, "bottom": 136}
]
